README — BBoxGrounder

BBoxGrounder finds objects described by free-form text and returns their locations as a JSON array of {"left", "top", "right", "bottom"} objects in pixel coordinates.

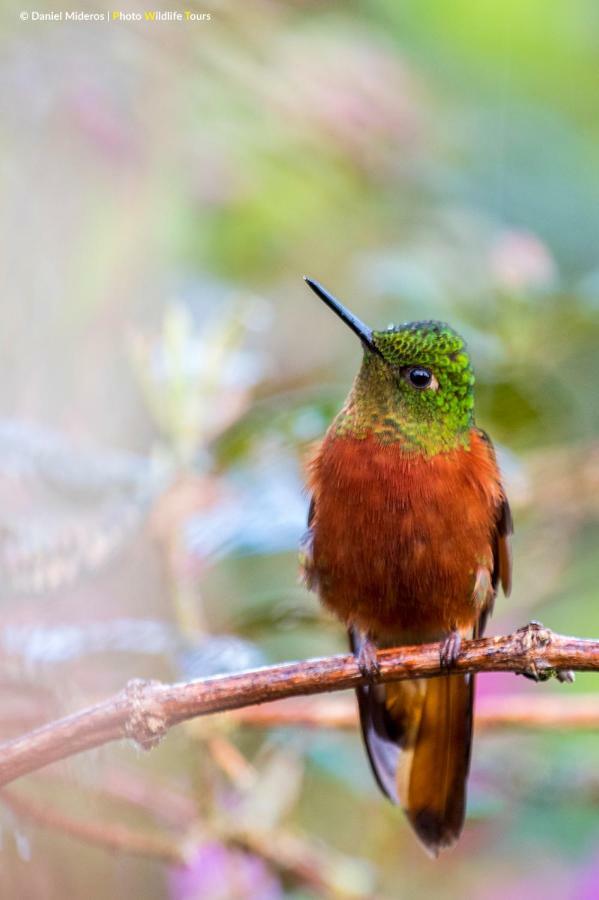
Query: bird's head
[{"left": 304, "top": 277, "right": 475, "bottom": 452}]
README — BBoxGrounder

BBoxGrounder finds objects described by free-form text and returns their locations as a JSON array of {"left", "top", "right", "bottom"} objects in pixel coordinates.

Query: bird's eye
[
  {"left": 404, "top": 366, "right": 439, "bottom": 391},
  {"left": 406, "top": 366, "right": 436, "bottom": 390}
]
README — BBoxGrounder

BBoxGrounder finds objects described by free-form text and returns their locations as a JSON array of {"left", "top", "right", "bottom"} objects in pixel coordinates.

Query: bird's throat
[{"left": 331, "top": 356, "right": 470, "bottom": 456}]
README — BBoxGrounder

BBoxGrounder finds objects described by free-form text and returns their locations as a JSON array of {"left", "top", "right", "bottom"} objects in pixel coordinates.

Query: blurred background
[{"left": 0, "top": 0, "right": 598, "bottom": 897}]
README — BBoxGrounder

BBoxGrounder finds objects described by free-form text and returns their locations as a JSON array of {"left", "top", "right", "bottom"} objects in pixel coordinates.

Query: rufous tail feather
[
  {"left": 395, "top": 673, "right": 473, "bottom": 855},
  {"left": 355, "top": 659, "right": 473, "bottom": 855}
]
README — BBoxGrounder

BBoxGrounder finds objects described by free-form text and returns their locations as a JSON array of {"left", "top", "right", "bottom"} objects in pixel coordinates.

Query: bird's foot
[
  {"left": 518, "top": 667, "right": 576, "bottom": 683},
  {"left": 355, "top": 637, "right": 380, "bottom": 682},
  {"left": 517, "top": 668, "right": 550, "bottom": 682},
  {"left": 440, "top": 630, "right": 462, "bottom": 670}
]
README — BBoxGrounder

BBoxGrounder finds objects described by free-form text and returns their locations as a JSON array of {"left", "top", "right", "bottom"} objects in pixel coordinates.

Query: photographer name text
[{"left": 19, "top": 10, "right": 212, "bottom": 22}]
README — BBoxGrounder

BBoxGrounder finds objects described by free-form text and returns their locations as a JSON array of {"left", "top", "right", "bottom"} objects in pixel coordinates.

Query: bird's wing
[
  {"left": 475, "top": 429, "right": 513, "bottom": 638},
  {"left": 299, "top": 495, "right": 317, "bottom": 590}
]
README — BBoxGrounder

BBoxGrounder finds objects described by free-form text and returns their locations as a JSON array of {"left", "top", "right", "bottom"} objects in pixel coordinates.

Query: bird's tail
[{"left": 351, "top": 631, "right": 474, "bottom": 856}]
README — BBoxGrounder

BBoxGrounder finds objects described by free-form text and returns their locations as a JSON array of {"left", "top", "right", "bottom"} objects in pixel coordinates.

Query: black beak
[{"left": 303, "top": 277, "right": 379, "bottom": 354}]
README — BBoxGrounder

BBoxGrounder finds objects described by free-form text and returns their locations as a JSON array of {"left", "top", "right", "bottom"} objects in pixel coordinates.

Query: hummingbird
[{"left": 300, "top": 277, "right": 512, "bottom": 855}]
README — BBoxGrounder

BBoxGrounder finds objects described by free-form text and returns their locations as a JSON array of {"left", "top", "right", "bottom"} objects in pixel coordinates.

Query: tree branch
[
  {"left": 0, "top": 622, "right": 596, "bottom": 789},
  {"left": 2, "top": 783, "right": 371, "bottom": 896},
  {"left": 0, "top": 789, "right": 186, "bottom": 864},
  {"left": 229, "top": 693, "right": 599, "bottom": 731}
]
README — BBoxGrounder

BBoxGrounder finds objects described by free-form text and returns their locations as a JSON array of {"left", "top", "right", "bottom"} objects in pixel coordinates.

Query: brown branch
[
  {"left": 2, "top": 783, "right": 370, "bottom": 896},
  {"left": 229, "top": 693, "right": 599, "bottom": 731},
  {"left": 0, "top": 622, "right": 596, "bottom": 789},
  {"left": 0, "top": 789, "right": 186, "bottom": 864},
  {"left": 477, "top": 693, "right": 599, "bottom": 730}
]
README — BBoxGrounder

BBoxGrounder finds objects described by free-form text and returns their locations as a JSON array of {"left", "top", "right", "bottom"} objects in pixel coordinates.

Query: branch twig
[
  {"left": 2, "top": 784, "right": 371, "bottom": 896},
  {"left": 228, "top": 693, "right": 599, "bottom": 731},
  {"left": 0, "top": 789, "right": 186, "bottom": 864},
  {"left": 0, "top": 623, "right": 596, "bottom": 789}
]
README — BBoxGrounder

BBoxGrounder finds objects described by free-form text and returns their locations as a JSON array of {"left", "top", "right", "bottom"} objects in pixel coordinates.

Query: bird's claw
[
  {"left": 518, "top": 666, "right": 576, "bottom": 684},
  {"left": 440, "top": 630, "right": 462, "bottom": 669},
  {"left": 355, "top": 638, "right": 380, "bottom": 682},
  {"left": 518, "top": 667, "right": 550, "bottom": 682}
]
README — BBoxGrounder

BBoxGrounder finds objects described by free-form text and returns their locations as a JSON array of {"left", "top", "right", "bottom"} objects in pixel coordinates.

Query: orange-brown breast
[{"left": 308, "top": 429, "right": 503, "bottom": 641}]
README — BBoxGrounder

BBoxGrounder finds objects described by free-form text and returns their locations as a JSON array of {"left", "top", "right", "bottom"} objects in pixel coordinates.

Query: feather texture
[{"left": 305, "top": 427, "right": 511, "bottom": 853}]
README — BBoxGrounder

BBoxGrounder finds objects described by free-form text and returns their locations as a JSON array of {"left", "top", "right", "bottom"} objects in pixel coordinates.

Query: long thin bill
[{"left": 303, "top": 277, "right": 378, "bottom": 353}]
